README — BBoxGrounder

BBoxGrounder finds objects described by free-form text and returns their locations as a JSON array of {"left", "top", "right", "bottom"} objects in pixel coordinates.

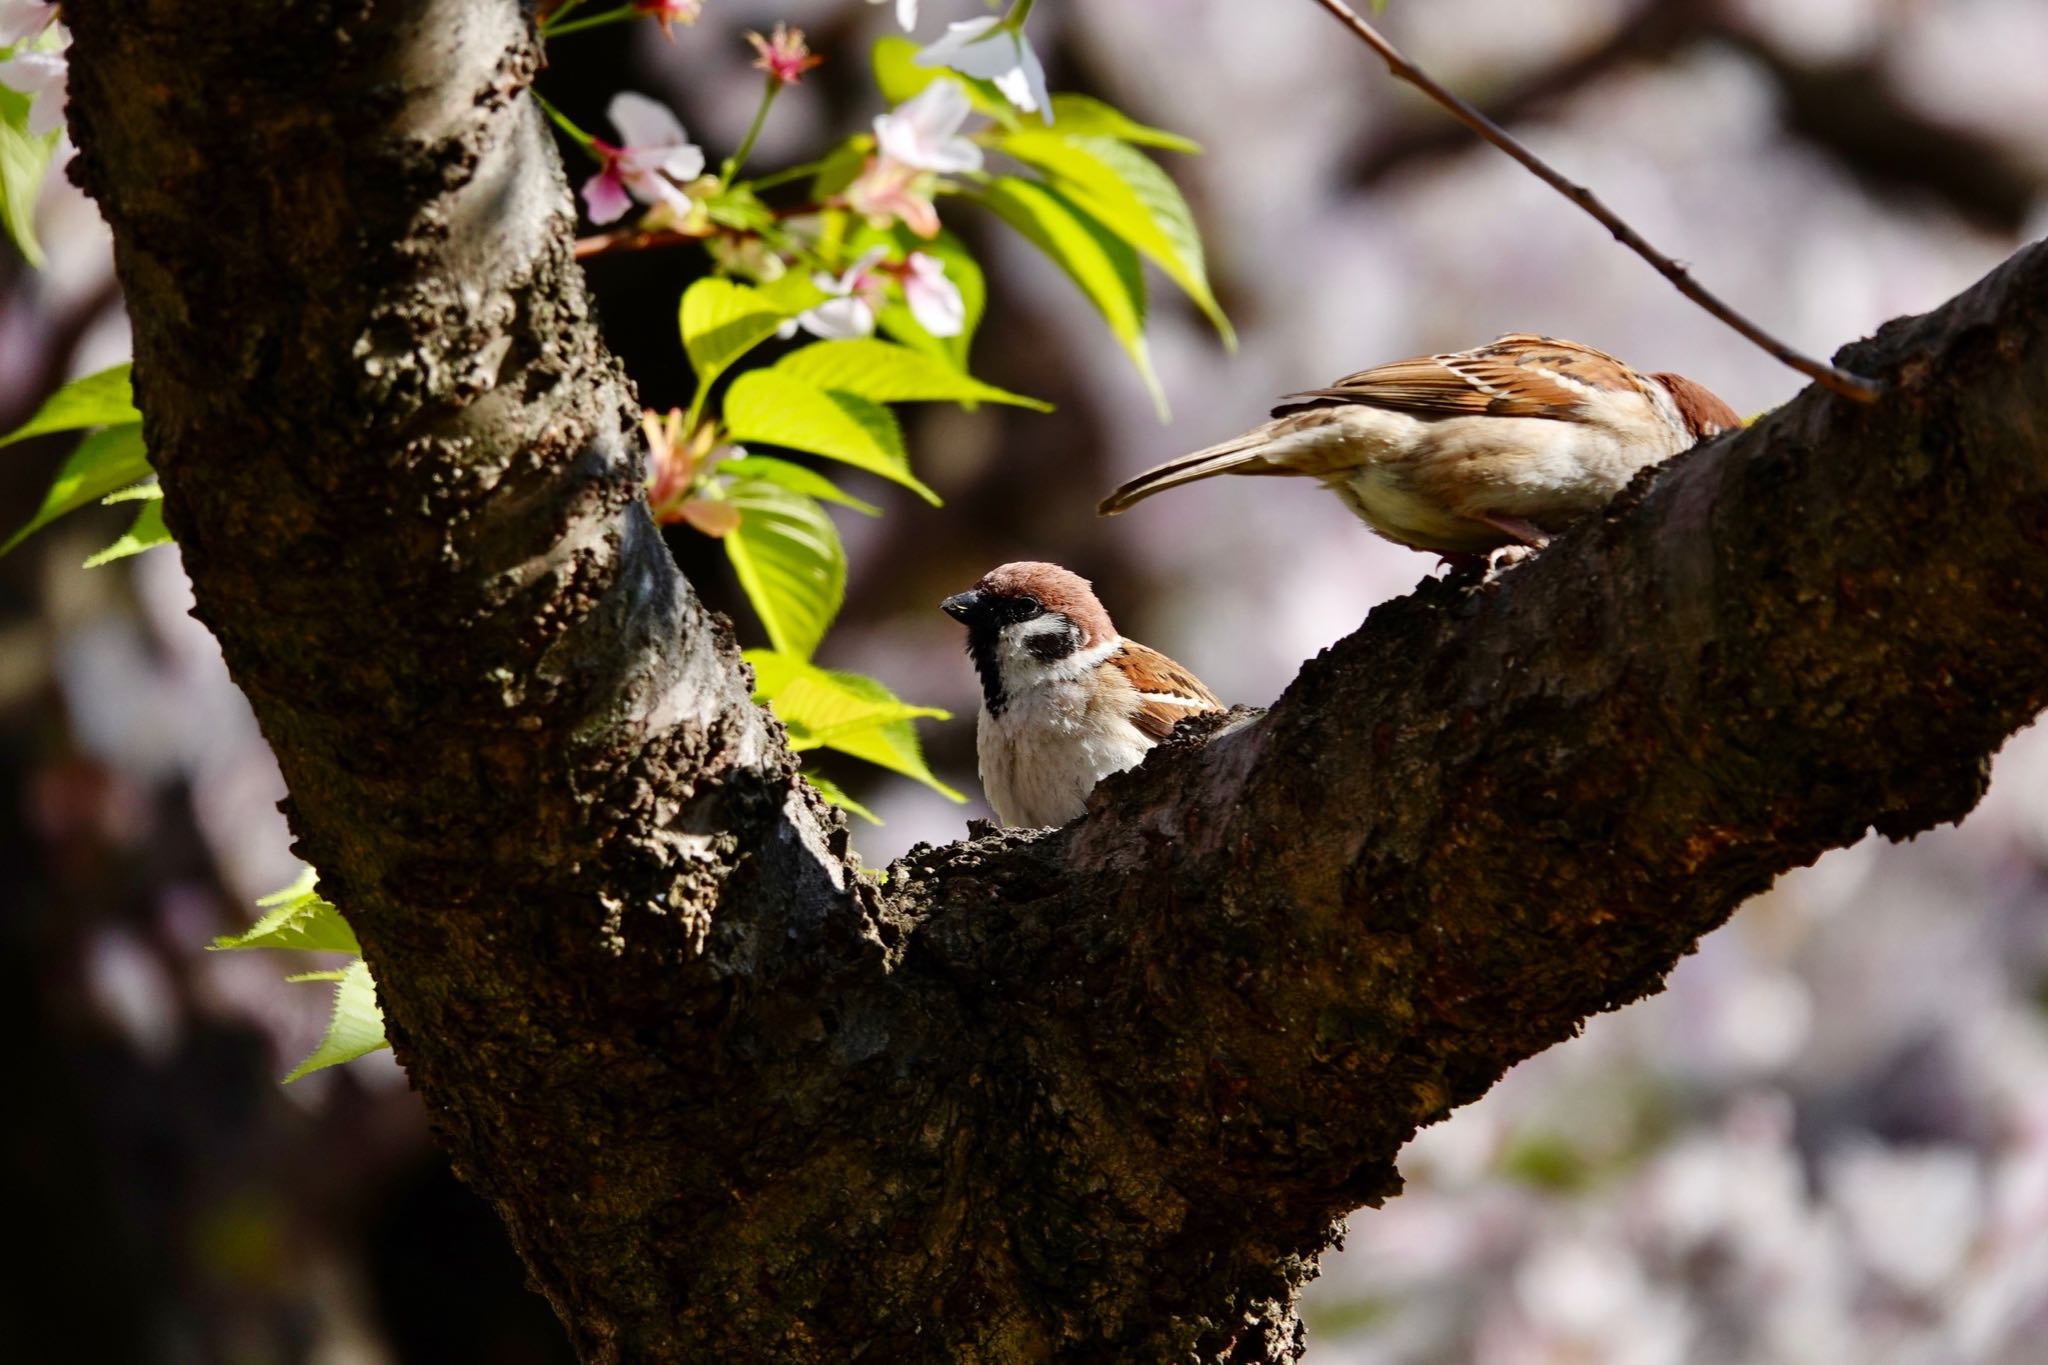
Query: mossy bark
[{"left": 61, "top": 2, "right": 2048, "bottom": 1360}]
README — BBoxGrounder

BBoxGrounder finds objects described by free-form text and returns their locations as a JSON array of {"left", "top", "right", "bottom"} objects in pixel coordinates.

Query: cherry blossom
[
  {"left": 747, "top": 24, "right": 822, "bottom": 87},
  {"left": 644, "top": 410, "right": 742, "bottom": 536},
  {"left": 867, "top": 0, "right": 918, "bottom": 33},
  {"left": 914, "top": 17, "right": 1051, "bottom": 119},
  {"left": 872, "top": 80, "right": 983, "bottom": 175},
  {"left": 0, "top": 0, "right": 58, "bottom": 46},
  {"left": 845, "top": 156, "right": 940, "bottom": 239},
  {"left": 580, "top": 92, "right": 704, "bottom": 226},
  {"left": 632, "top": 0, "right": 704, "bottom": 37},
  {"left": 784, "top": 250, "right": 891, "bottom": 341},
  {"left": 901, "top": 253, "right": 965, "bottom": 338},
  {"left": 0, "top": 39, "right": 67, "bottom": 137}
]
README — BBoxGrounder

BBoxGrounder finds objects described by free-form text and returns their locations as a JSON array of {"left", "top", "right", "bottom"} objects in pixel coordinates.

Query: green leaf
[
  {"left": 1, "top": 422, "right": 152, "bottom": 556},
  {"left": 998, "top": 130, "right": 1234, "bottom": 348},
  {"left": 0, "top": 81, "right": 57, "bottom": 268},
  {"left": 211, "top": 869, "right": 363, "bottom": 954},
  {"left": 1045, "top": 94, "right": 1201, "bottom": 154},
  {"left": 809, "top": 137, "right": 873, "bottom": 201},
  {"left": 283, "top": 958, "right": 389, "bottom": 1083},
  {"left": 0, "top": 365, "right": 140, "bottom": 447},
  {"left": 803, "top": 772, "right": 881, "bottom": 825},
  {"left": 774, "top": 338, "right": 1049, "bottom": 411},
  {"left": 716, "top": 455, "right": 880, "bottom": 515},
  {"left": 724, "top": 370, "right": 940, "bottom": 506},
  {"left": 871, "top": 37, "right": 1019, "bottom": 129},
  {"left": 748, "top": 650, "right": 962, "bottom": 801},
  {"left": 83, "top": 497, "right": 172, "bottom": 568},
  {"left": 678, "top": 278, "right": 798, "bottom": 387},
  {"left": 977, "top": 176, "right": 1165, "bottom": 418},
  {"left": 724, "top": 479, "right": 845, "bottom": 660}
]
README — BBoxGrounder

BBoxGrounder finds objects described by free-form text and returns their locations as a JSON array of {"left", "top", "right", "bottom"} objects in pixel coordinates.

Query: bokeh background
[{"left": 5, "top": 0, "right": 2047, "bottom": 1360}]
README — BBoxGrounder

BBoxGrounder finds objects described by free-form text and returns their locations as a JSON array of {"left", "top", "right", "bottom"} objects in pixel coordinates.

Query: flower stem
[
  {"left": 542, "top": 0, "right": 589, "bottom": 30},
  {"left": 532, "top": 91, "right": 598, "bottom": 152},
  {"left": 542, "top": 3, "right": 637, "bottom": 38},
  {"left": 1005, "top": 0, "right": 1037, "bottom": 30},
  {"left": 720, "top": 81, "right": 781, "bottom": 186}
]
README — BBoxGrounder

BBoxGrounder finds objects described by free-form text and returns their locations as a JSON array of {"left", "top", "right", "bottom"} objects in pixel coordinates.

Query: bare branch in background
[{"left": 1308, "top": 0, "right": 1885, "bottom": 403}]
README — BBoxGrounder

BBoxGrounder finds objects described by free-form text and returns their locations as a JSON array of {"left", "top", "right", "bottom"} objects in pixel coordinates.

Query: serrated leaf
[
  {"left": 748, "top": 650, "right": 962, "bottom": 801},
  {"left": 1045, "top": 94, "right": 1201, "bottom": 154},
  {"left": 83, "top": 497, "right": 171, "bottom": 568},
  {"left": 716, "top": 455, "right": 879, "bottom": 515},
  {"left": 774, "top": 338, "right": 1048, "bottom": 411},
  {"left": 2, "top": 422, "right": 152, "bottom": 556},
  {"left": 212, "top": 872, "right": 362, "bottom": 955},
  {"left": 679, "top": 278, "right": 797, "bottom": 387},
  {"left": 725, "top": 370, "right": 940, "bottom": 505},
  {"left": 998, "top": 130, "right": 1233, "bottom": 348},
  {"left": 283, "top": 958, "right": 389, "bottom": 1082},
  {"left": 871, "top": 36, "right": 1018, "bottom": 129},
  {"left": 0, "top": 80, "right": 56, "bottom": 268},
  {"left": 0, "top": 365, "right": 140, "bottom": 447},
  {"left": 803, "top": 772, "right": 881, "bottom": 825},
  {"left": 978, "top": 176, "right": 1164, "bottom": 418},
  {"left": 724, "top": 479, "right": 845, "bottom": 660}
]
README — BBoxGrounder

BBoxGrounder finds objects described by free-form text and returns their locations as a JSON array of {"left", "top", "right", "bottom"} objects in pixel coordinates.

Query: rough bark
[{"left": 62, "top": 2, "right": 2048, "bottom": 1361}]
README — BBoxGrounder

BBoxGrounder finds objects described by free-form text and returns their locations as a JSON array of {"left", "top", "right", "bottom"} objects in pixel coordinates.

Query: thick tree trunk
[{"left": 63, "top": 2, "right": 2048, "bottom": 1360}]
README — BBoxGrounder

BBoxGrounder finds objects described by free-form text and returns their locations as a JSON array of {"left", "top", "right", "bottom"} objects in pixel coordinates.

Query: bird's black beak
[{"left": 941, "top": 589, "right": 985, "bottom": 623}]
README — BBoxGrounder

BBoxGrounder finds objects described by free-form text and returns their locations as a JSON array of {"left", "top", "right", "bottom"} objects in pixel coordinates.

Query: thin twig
[
  {"left": 1308, "top": 0, "right": 1883, "bottom": 402},
  {"left": 574, "top": 204, "right": 824, "bottom": 261}
]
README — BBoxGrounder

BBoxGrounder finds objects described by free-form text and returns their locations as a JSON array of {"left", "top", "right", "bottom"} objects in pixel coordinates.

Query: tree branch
[
  {"left": 1307, "top": 0, "right": 1884, "bottom": 403},
  {"left": 63, "top": 1, "right": 2048, "bottom": 1360}
]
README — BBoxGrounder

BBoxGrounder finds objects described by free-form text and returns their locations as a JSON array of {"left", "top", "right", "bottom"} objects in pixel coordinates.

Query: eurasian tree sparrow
[
  {"left": 1100, "top": 334, "right": 1742, "bottom": 556},
  {"left": 942, "top": 561, "right": 1222, "bottom": 829}
]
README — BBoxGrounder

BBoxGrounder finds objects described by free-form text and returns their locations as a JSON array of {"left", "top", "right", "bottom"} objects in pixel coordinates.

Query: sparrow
[
  {"left": 1099, "top": 334, "right": 1742, "bottom": 557},
  {"left": 941, "top": 561, "right": 1223, "bottom": 829}
]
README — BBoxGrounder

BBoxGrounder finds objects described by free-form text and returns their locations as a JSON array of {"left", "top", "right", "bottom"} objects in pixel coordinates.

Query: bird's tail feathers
[{"left": 1098, "top": 433, "right": 1280, "bottom": 515}]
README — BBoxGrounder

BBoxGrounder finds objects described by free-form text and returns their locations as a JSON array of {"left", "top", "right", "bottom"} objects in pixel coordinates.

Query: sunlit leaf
[
  {"left": 678, "top": 277, "right": 819, "bottom": 386},
  {"left": 83, "top": 497, "right": 172, "bottom": 568},
  {"left": 803, "top": 772, "right": 881, "bottom": 825},
  {"left": 1044, "top": 94, "right": 1201, "bottom": 154},
  {"left": 774, "top": 337, "right": 1048, "bottom": 411},
  {"left": 1, "top": 422, "right": 152, "bottom": 556},
  {"left": 282, "top": 958, "right": 389, "bottom": 1083},
  {"left": 998, "top": 129, "right": 1234, "bottom": 348},
  {"left": 867, "top": 226, "right": 987, "bottom": 371},
  {"left": 977, "top": 176, "right": 1164, "bottom": 417},
  {"left": 748, "top": 649, "right": 962, "bottom": 800},
  {"left": 0, "top": 365, "right": 139, "bottom": 447},
  {"left": 724, "top": 479, "right": 846, "bottom": 660},
  {"left": 211, "top": 869, "right": 362, "bottom": 954},
  {"left": 725, "top": 370, "right": 940, "bottom": 505},
  {"left": 715, "top": 455, "right": 880, "bottom": 515}
]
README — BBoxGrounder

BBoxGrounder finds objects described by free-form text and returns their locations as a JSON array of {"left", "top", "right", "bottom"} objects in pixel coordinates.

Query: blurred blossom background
[{"left": 5, "top": 0, "right": 2047, "bottom": 1360}]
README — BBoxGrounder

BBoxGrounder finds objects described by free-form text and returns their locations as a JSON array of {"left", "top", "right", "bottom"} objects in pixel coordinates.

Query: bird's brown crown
[
  {"left": 1652, "top": 372, "right": 1743, "bottom": 439},
  {"left": 979, "top": 561, "right": 1115, "bottom": 646}
]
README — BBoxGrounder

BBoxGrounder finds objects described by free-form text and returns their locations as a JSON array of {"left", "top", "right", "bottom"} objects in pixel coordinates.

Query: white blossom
[{"left": 914, "top": 17, "right": 1051, "bottom": 119}]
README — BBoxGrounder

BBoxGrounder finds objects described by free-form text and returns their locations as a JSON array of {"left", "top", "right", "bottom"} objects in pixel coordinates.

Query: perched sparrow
[
  {"left": 1100, "top": 334, "right": 1741, "bottom": 556},
  {"left": 942, "top": 561, "right": 1223, "bottom": 829}
]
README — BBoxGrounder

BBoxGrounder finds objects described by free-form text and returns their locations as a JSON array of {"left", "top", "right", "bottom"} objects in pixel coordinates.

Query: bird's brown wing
[
  {"left": 1276, "top": 334, "right": 1645, "bottom": 421},
  {"left": 1108, "top": 641, "right": 1224, "bottom": 742}
]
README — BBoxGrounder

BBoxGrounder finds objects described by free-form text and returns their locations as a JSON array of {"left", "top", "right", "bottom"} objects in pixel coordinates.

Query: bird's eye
[{"left": 1019, "top": 597, "right": 1044, "bottom": 618}]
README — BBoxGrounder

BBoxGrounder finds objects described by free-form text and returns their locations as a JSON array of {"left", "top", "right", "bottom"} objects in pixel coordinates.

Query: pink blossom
[
  {"left": 845, "top": 156, "right": 941, "bottom": 239},
  {"left": 785, "top": 250, "right": 891, "bottom": 341},
  {"left": 0, "top": 0, "right": 58, "bottom": 46},
  {"left": 747, "top": 23, "right": 823, "bottom": 86},
  {"left": 915, "top": 17, "right": 1051, "bottom": 119},
  {"left": 633, "top": 0, "right": 704, "bottom": 37},
  {"left": 873, "top": 81, "right": 982, "bottom": 174},
  {"left": 901, "top": 253, "right": 964, "bottom": 338},
  {"left": 0, "top": 41, "right": 66, "bottom": 137},
  {"left": 580, "top": 92, "right": 704, "bottom": 226},
  {"left": 867, "top": 0, "right": 918, "bottom": 32}
]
